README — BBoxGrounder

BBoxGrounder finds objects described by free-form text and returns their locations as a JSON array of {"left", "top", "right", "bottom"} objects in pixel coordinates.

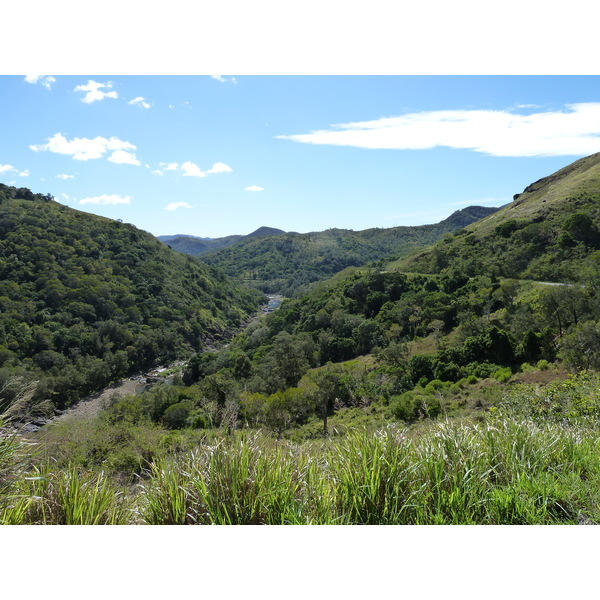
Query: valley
[{"left": 2, "top": 153, "right": 600, "bottom": 524}]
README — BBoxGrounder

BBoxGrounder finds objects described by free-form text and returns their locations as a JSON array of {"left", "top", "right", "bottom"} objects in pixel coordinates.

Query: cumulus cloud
[
  {"left": 18, "top": 169, "right": 29, "bottom": 177},
  {"left": 165, "top": 202, "right": 193, "bottom": 211},
  {"left": 245, "top": 185, "right": 264, "bottom": 192},
  {"left": 181, "top": 161, "right": 206, "bottom": 177},
  {"left": 277, "top": 103, "right": 600, "bottom": 157},
  {"left": 0, "top": 164, "right": 17, "bottom": 175},
  {"left": 25, "top": 75, "right": 56, "bottom": 90},
  {"left": 207, "top": 162, "right": 233, "bottom": 174},
  {"left": 162, "top": 161, "right": 233, "bottom": 178},
  {"left": 30, "top": 133, "right": 137, "bottom": 162},
  {"left": 108, "top": 150, "right": 141, "bottom": 166},
  {"left": 74, "top": 80, "right": 118, "bottom": 103},
  {"left": 128, "top": 96, "right": 151, "bottom": 109},
  {"left": 79, "top": 194, "right": 131, "bottom": 206},
  {"left": 56, "top": 173, "right": 74, "bottom": 179}
]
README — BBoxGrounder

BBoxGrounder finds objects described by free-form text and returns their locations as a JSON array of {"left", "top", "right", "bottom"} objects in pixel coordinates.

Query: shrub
[
  {"left": 390, "top": 393, "right": 419, "bottom": 421},
  {"left": 493, "top": 367, "right": 513, "bottom": 383},
  {"left": 162, "top": 402, "right": 191, "bottom": 429}
]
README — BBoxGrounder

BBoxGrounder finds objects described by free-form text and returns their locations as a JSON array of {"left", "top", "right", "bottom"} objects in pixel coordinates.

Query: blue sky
[{"left": 2, "top": 75, "right": 600, "bottom": 238}]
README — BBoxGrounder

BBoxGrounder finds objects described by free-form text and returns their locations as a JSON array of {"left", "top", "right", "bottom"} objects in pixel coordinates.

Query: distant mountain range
[
  {"left": 158, "top": 226, "right": 286, "bottom": 256},
  {"left": 159, "top": 206, "right": 500, "bottom": 295}
]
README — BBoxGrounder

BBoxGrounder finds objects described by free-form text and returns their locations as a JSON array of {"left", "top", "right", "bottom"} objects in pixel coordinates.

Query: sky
[{"left": 2, "top": 75, "right": 600, "bottom": 239}]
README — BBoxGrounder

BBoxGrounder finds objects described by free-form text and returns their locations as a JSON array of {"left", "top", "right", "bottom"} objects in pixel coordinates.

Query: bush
[
  {"left": 162, "top": 402, "right": 191, "bottom": 429},
  {"left": 390, "top": 393, "right": 419, "bottom": 421},
  {"left": 493, "top": 367, "right": 513, "bottom": 383}
]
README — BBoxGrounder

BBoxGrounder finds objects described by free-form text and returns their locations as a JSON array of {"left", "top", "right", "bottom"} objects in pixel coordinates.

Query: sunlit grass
[{"left": 3, "top": 414, "right": 600, "bottom": 525}]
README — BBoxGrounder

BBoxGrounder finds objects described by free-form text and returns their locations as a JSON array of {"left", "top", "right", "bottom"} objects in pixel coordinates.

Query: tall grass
[
  {"left": 139, "top": 418, "right": 600, "bottom": 525},
  {"left": 3, "top": 416, "right": 599, "bottom": 524},
  {"left": 141, "top": 433, "right": 334, "bottom": 524}
]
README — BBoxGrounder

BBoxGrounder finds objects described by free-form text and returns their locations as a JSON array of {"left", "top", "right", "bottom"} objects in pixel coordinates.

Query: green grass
[{"left": 3, "top": 388, "right": 600, "bottom": 524}]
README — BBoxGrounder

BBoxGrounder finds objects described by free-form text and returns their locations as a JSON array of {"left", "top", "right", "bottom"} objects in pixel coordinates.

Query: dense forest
[
  {"left": 0, "top": 183, "right": 264, "bottom": 412},
  {"left": 3, "top": 153, "right": 600, "bottom": 525}
]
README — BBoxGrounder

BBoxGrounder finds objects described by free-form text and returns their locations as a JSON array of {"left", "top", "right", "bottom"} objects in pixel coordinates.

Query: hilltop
[
  {"left": 0, "top": 183, "right": 264, "bottom": 412},
  {"left": 158, "top": 226, "right": 285, "bottom": 256}
]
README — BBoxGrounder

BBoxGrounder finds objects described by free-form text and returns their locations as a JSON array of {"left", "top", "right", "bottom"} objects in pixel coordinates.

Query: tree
[
  {"left": 560, "top": 320, "right": 600, "bottom": 370},
  {"left": 263, "top": 388, "right": 310, "bottom": 438},
  {"left": 299, "top": 363, "right": 346, "bottom": 435}
]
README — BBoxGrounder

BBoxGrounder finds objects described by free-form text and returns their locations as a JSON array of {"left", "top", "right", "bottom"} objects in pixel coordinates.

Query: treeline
[{"left": 0, "top": 184, "right": 264, "bottom": 411}]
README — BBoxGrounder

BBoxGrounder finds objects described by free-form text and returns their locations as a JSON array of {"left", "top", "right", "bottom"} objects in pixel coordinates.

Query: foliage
[
  {"left": 197, "top": 206, "right": 498, "bottom": 296},
  {"left": 0, "top": 183, "right": 263, "bottom": 412}
]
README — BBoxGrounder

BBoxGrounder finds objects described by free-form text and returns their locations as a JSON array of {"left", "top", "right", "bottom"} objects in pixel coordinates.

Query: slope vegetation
[
  {"left": 199, "top": 206, "right": 498, "bottom": 295},
  {"left": 0, "top": 184, "right": 264, "bottom": 411},
  {"left": 399, "top": 153, "right": 600, "bottom": 281}
]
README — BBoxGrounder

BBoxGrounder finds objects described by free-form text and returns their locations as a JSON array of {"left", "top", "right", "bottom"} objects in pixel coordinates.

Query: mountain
[
  {"left": 398, "top": 152, "right": 600, "bottom": 282},
  {"left": 197, "top": 206, "right": 499, "bottom": 296},
  {"left": 245, "top": 226, "right": 286, "bottom": 238},
  {"left": 0, "top": 183, "right": 264, "bottom": 411},
  {"left": 158, "top": 226, "right": 286, "bottom": 256}
]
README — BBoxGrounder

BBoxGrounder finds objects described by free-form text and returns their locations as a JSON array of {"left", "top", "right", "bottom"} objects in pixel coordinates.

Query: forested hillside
[
  {"left": 197, "top": 206, "right": 498, "bottom": 295},
  {"left": 0, "top": 184, "right": 264, "bottom": 412},
  {"left": 399, "top": 152, "right": 600, "bottom": 282}
]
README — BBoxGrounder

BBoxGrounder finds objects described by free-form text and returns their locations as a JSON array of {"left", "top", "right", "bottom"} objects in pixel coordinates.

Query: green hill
[
  {"left": 198, "top": 206, "right": 499, "bottom": 295},
  {"left": 0, "top": 183, "right": 264, "bottom": 411},
  {"left": 398, "top": 153, "right": 600, "bottom": 281},
  {"left": 158, "top": 226, "right": 285, "bottom": 256}
]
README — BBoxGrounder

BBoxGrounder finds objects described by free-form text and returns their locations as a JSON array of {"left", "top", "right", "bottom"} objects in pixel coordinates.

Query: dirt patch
[{"left": 53, "top": 378, "right": 139, "bottom": 424}]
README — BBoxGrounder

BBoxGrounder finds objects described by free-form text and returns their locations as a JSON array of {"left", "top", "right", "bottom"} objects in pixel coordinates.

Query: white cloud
[
  {"left": 156, "top": 161, "right": 233, "bottom": 178},
  {"left": 61, "top": 193, "right": 69, "bottom": 200},
  {"left": 30, "top": 133, "right": 137, "bottom": 161},
  {"left": 79, "top": 194, "right": 131, "bottom": 206},
  {"left": 128, "top": 96, "right": 151, "bottom": 109},
  {"left": 74, "top": 80, "right": 118, "bottom": 103},
  {"left": 165, "top": 202, "right": 193, "bottom": 211},
  {"left": 25, "top": 75, "right": 55, "bottom": 90},
  {"left": 0, "top": 164, "right": 17, "bottom": 174},
  {"left": 211, "top": 75, "right": 237, "bottom": 84},
  {"left": 18, "top": 169, "right": 29, "bottom": 177},
  {"left": 179, "top": 161, "right": 233, "bottom": 177},
  {"left": 207, "top": 162, "right": 233, "bottom": 174},
  {"left": 245, "top": 185, "right": 264, "bottom": 192},
  {"left": 56, "top": 173, "right": 74, "bottom": 179},
  {"left": 108, "top": 150, "right": 141, "bottom": 166},
  {"left": 277, "top": 103, "right": 600, "bottom": 158},
  {"left": 181, "top": 161, "right": 206, "bottom": 177}
]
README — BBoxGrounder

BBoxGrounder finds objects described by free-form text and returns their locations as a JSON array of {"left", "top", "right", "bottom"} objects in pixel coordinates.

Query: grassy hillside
[
  {"left": 397, "top": 153, "right": 600, "bottom": 281},
  {"left": 0, "top": 183, "right": 264, "bottom": 412},
  {"left": 198, "top": 206, "right": 498, "bottom": 295}
]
